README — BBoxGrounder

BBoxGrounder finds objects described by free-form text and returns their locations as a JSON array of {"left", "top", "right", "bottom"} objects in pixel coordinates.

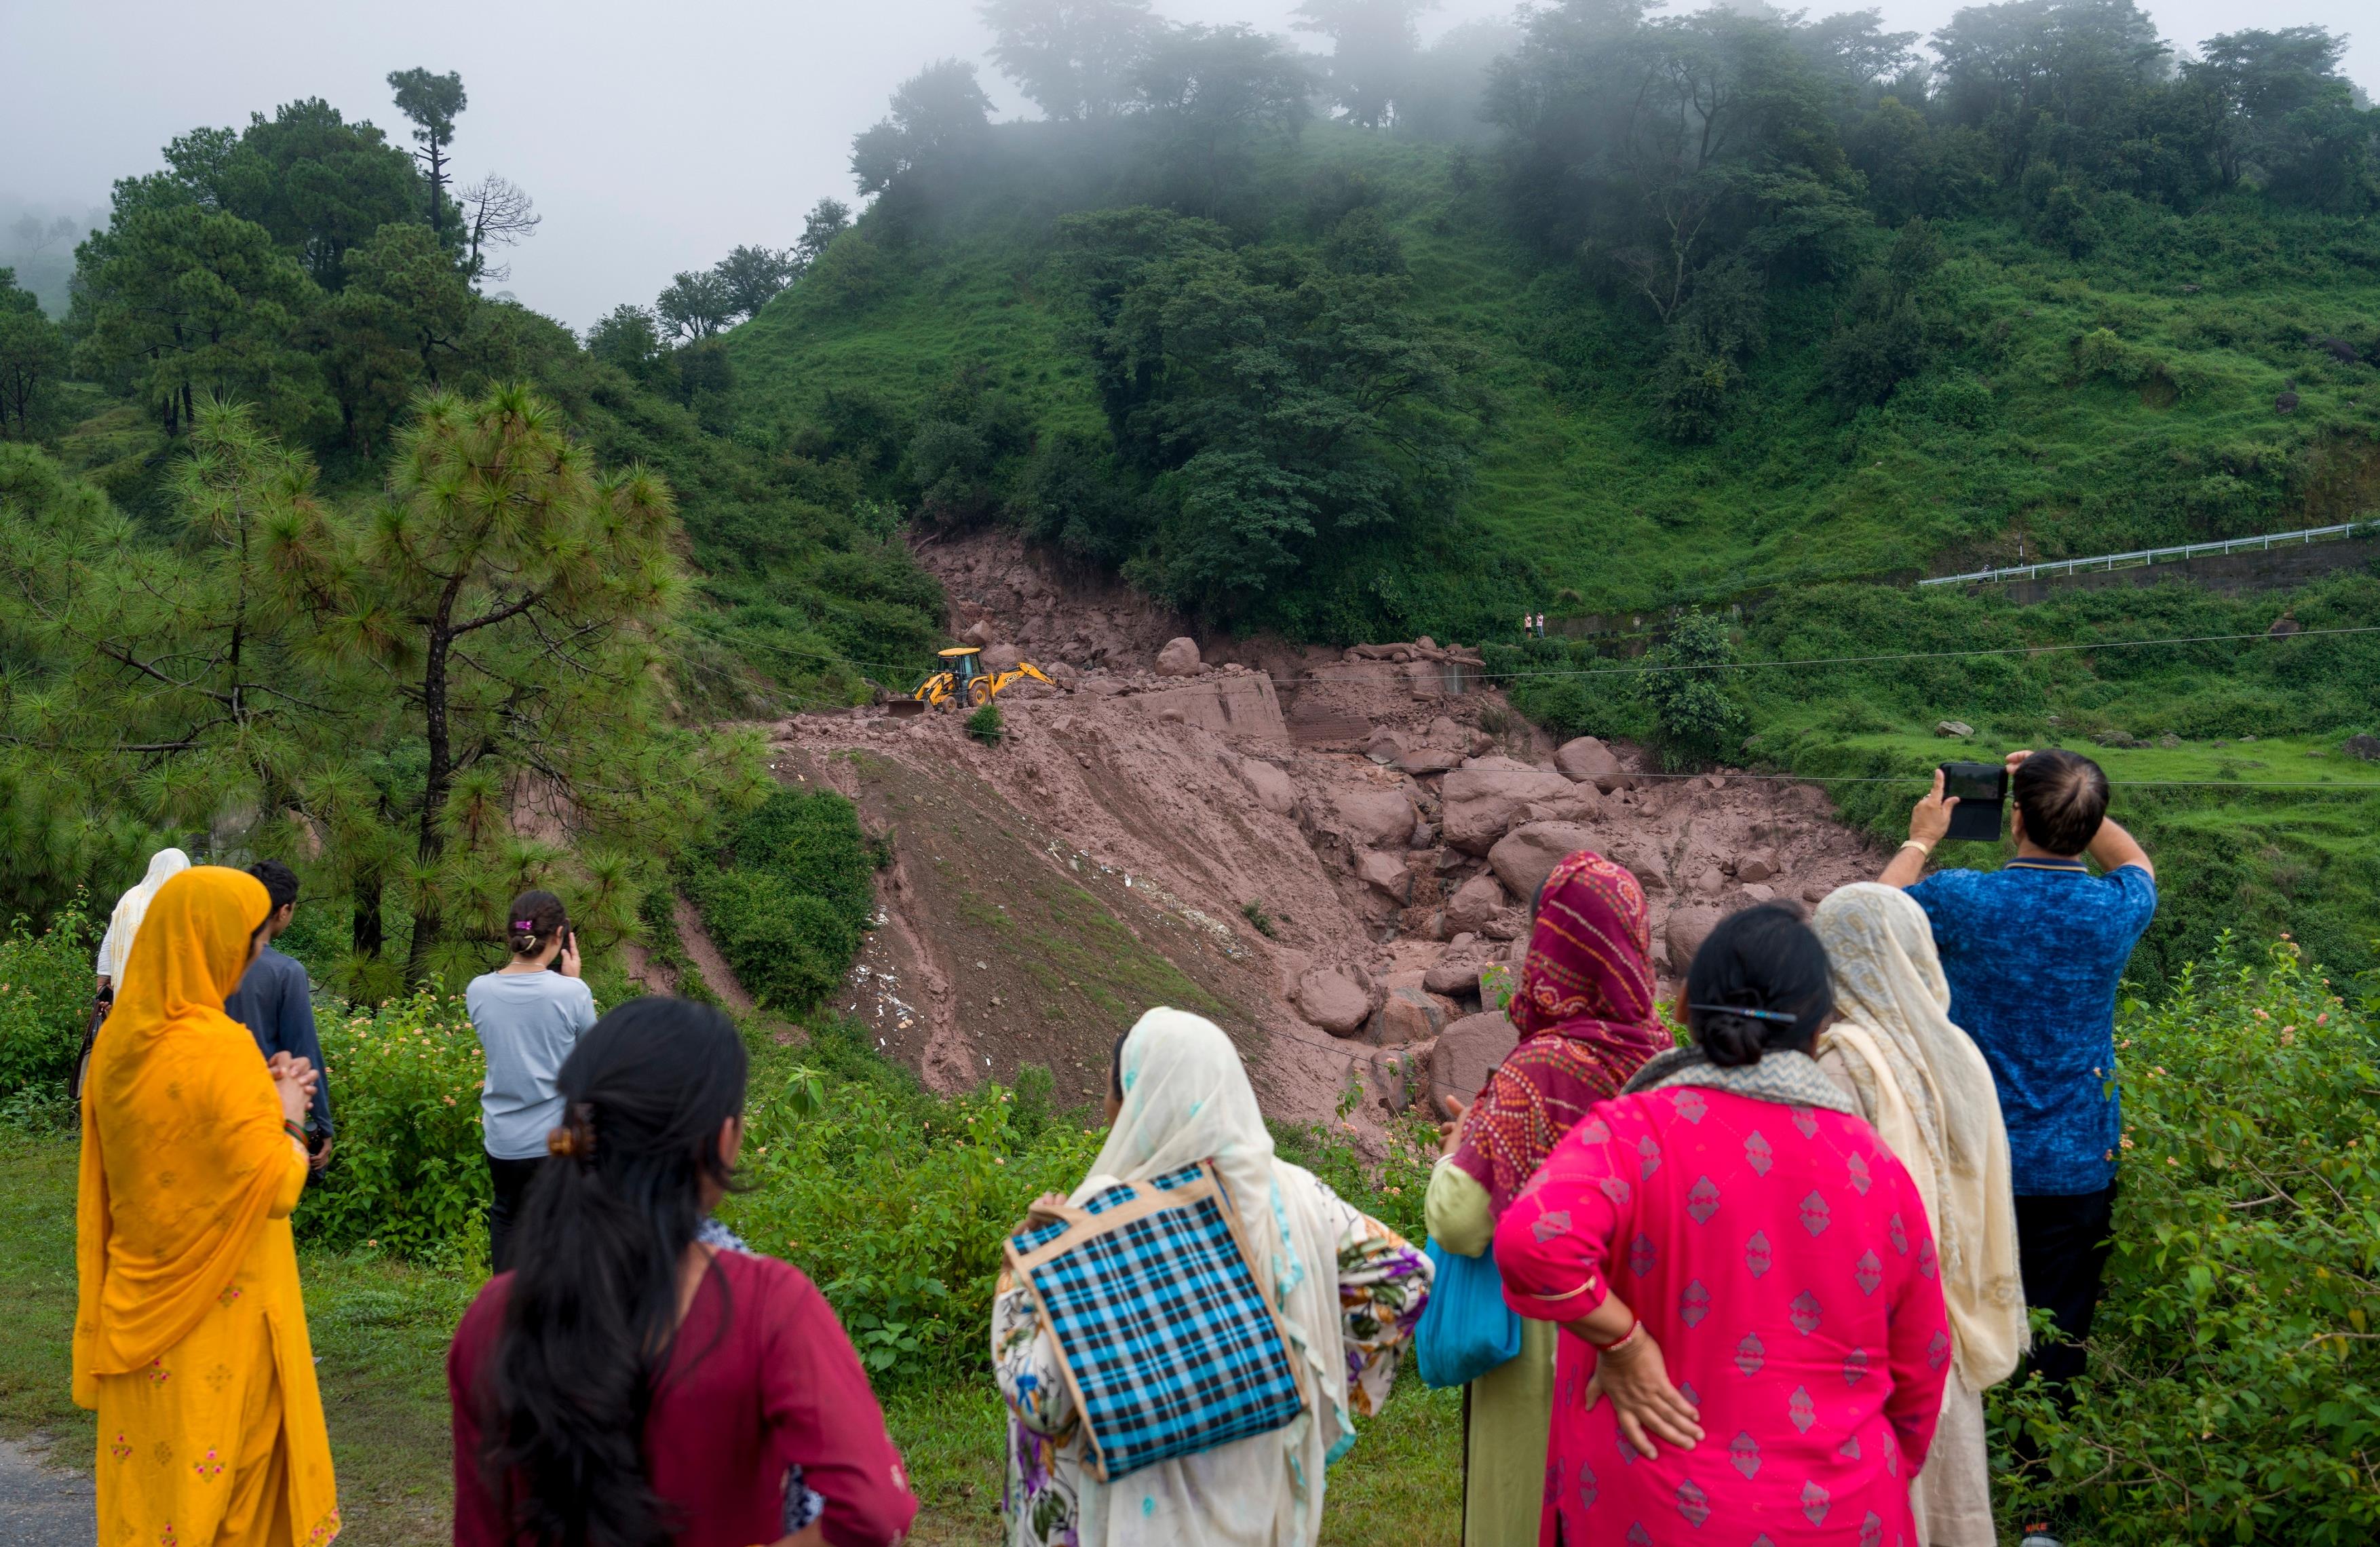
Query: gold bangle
[{"left": 1899, "top": 839, "right": 1934, "bottom": 856}]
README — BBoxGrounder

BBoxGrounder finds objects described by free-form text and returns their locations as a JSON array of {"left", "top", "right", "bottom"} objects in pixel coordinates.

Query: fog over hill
[{"left": 5, "top": 0, "right": 2374, "bottom": 328}]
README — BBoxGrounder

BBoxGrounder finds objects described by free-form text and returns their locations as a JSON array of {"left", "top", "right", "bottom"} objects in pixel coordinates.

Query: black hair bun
[{"left": 1700, "top": 1010, "right": 1771, "bottom": 1068}]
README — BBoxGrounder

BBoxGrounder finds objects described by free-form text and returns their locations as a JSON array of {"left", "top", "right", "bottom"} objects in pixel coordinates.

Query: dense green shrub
[
  {"left": 1636, "top": 609, "right": 1746, "bottom": 770},
  {"left": 723, "top": 1050, "right": 1102, "bottom": 1382},
  {"left": 685, "top": 870, "right": 862, "bottom": 1011},
  {"left": 294, "top": 990, "right": 491, "bottom": 1255},
  {"left": 0, "top": 898, "right": 94, "bottom": 1101},
  {"left": 1997, "top": 939, "right": 2380, "bottom": 1544},
  {"left": 683, "top": 788, "right": 882, "bottom": 1014}
]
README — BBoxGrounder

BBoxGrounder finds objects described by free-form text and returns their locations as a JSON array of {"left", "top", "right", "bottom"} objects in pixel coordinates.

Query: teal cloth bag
[{"left": 1415, "top": 1236, "right": 1522, "bottom": 1389}]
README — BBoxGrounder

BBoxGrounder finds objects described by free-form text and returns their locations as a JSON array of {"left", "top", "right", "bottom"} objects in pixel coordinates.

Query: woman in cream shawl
[
  {"left": 94, "top": 846, "right": 191, "bottom": 990},
  {"left": 1813, "top": 883, "right": 2028, "bottom": 1547},
  {"left": 991, "top": 1008, "right": 1432, "bottom": 1547}
]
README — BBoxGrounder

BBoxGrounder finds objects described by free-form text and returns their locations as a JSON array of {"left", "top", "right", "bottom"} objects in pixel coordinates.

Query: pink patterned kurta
[{"left": 1494, "top": 1086, "right": 1951, "bottom": 1547}]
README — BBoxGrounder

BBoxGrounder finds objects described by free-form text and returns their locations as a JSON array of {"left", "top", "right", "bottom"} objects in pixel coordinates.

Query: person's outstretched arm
[{"left": 1881, "top": 769, "right": 1955, "bottom": 887}]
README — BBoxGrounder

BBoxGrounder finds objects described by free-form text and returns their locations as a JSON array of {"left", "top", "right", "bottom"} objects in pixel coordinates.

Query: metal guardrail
[{"left": 1919, "top": 522, "right": 2371, "bottom": 588}]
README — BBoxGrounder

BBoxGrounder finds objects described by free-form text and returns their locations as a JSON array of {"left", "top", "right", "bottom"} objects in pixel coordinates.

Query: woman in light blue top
[{"left": 465, "top": 888, "right": 596, "bottom": 1271}]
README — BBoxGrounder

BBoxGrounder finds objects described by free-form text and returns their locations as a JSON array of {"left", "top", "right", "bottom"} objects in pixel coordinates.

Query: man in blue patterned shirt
[{"left": 1881, "top": 748, "right": 2156, "bottom": 1414}]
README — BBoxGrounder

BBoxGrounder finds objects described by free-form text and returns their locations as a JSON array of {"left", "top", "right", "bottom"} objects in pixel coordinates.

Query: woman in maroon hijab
[{"left": 1425, "top": 849, "right": 1670, "bottom": 1547}]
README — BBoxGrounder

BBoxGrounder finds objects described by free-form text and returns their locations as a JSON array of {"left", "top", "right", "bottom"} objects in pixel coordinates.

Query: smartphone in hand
[{"left": 1937, "top": 761, "right": 2007, "bottom": 843}]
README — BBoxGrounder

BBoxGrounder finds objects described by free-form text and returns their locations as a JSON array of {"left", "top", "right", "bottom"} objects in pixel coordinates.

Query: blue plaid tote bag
[{"left": 1003, "top": 1160, "right": 1307, "bottom": 1481}]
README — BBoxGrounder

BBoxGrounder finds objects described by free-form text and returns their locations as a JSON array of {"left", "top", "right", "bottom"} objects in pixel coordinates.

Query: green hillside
[
  {"left": 718, "top": 0, "right": 2380, "bottom": 987},
  {"left": 727, "top": 119, "right": 2380, "bottom": 632}
]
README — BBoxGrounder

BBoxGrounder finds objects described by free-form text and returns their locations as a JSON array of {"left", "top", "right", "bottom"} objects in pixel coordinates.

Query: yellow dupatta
[{"left": 75, "top": 866, "right": 284, "bottom": 1392}]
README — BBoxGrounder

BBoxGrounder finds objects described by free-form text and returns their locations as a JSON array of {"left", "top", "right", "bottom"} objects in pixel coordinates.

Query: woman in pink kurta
[{"left": 1494, "top": 904, "right": 1953, "bottom": 1547}]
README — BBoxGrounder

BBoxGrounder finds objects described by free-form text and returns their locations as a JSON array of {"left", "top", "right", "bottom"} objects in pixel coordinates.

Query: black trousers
[
  {"left": 2014, "top": 1184, "right": 2118, "bottom": 1398},
  {"left": 486, "top": 1153, "right": 548, "bottom": 1274}
]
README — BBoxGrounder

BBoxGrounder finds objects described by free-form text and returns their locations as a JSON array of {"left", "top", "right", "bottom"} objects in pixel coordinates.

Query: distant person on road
[
  {"left": 1815, "top": 883, "right": 2029, "bottom": 1547},
  {"left": 76, "top": 866, "right": 339, "bottom": 1547},
  {"left": 992, "top": 1008, "right": 1430, "bottom": 1547},
  {"left": 448, "top": 997, "right": 918, "bottom": 1547},
  {"left": 466, "top": 889, "right": 596, "bottom": 1273},
  {"left": 224, "top": 860, "right": 333, "bottom": 1171},
  {"left": 1426, "top": 852, "right": 1670, "bottom": 1547},
  {"left": 1881, "top": 749, "right": 2155, "bottom": 1412}
]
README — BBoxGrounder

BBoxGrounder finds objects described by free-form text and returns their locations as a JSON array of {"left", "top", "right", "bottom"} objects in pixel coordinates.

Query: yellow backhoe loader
[{"left": 887, "top": 647, "right": 1056, "bottom": 715}]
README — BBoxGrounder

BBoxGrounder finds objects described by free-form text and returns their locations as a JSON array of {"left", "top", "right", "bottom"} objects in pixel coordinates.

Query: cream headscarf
[
  {"left": 1070, "top": 1008, "right": 1351, "bottom": 1547},
  {"left": 97, "top": 847, "right": 191, "bottom": 985},
  {"left": 1814, "top": 883, "right": 2027, "bottom": 1390}
]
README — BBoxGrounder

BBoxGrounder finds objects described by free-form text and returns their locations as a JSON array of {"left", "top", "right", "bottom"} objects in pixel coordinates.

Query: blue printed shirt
[{"left": 1907, "top": 858, "right": 2157, "bottom": 1196}]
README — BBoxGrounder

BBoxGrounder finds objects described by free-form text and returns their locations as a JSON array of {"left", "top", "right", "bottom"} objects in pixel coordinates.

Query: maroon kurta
[
  {"left": 1497, "top": 1086, "right": 1951, "bottom": 1547},
  {"left": 449, "top": 1250, "right": 918, "bottom": 1547}
]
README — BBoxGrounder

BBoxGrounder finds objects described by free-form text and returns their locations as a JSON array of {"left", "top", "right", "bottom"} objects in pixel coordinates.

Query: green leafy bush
[
  {"left": 1998, "top": 938, "right": 2380, "bottom": 1545},
  {"left": 1636, "top": 609, "right": 1745, "bottom": 770},
  {"left": 683, "top": 788, "right": 881, "bottom": 1013},
  {"left": 0, "top": 897, "right": 94, "bottom": 1101},
  {"left": 721, "top": 1044, "right": 1102, "bottom": 1383},
  {"left": 686, "top": 871, "right": 861, "bottom": 1012},
  {"left": 966, "top": 702, "right": 1004, "bottom": 745},
  {"left": 295, "top": 990, "right": 491, "bottom": 1255}
]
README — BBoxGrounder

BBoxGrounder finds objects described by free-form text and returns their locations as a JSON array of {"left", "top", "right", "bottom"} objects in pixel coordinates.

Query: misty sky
[{"left": 6, "top": 0, "right": 2373, "bottom": 330}]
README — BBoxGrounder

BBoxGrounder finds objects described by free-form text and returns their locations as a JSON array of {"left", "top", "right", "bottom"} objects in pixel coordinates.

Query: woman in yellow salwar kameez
[{"left": 75, "top": 866, "right": 340, "bottom": 1547}]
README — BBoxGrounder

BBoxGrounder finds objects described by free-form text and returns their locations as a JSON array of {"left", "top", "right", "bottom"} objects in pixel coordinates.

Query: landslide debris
[{"left": 755, "top": 614, "right": 1883, "bottom": 1133}]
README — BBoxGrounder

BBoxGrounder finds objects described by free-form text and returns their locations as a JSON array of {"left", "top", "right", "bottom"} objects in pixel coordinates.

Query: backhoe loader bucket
[{"left": 886, "top": 697, "right": 928, "bottom": 719}]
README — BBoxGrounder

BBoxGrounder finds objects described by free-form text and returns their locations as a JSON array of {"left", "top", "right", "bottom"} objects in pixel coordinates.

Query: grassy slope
[{"left": 727, "top": 123, "right": 2380, "bottom": 624}]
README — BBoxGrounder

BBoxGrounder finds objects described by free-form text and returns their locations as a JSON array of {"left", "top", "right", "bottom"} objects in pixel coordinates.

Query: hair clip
[
  {"left": 1689, "top": 1003, "right": 1801, "bottom": 1025},
  {"left": 512, "top": 919, "right": 535, "bottom": 931}
]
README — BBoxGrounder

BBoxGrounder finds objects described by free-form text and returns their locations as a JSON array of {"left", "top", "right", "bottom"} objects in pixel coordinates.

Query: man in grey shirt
[
  {"left": 224, "top": 860, "right": 333, "bottom": 1169},
  {"left": 467, "top": 890, "right": 596, "bottom": 1271}
]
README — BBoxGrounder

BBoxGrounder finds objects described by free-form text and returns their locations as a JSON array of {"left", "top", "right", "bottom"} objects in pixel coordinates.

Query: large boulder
[
  {"left": 1369, "top": 986, "right": 1448, "bottom": 1047},
  {"left": 1424, "top": 951, "right": 1491, "bottom": 997},
  {"left": 1440, "top": 767, "right": 1576, "bottom": 853},
  {"left": 1237, "top": 758, "right": 1298, "bottom": 816},
  {"left": 1139, "top": 676, "right": 1289, "bottom": 742},
  {"left": 1372, "top": 1039, "right": 1433, "bottom": 1115},
  {"left": 1296, "top": 969, "right": 1374, "bottom": 1037},
  {"left": 1155, "top": 636, "right": 1204, "bottom": 676},
  {"left": 1430, "top": 1010, "right": 1518, "bottom": 1109},
  {"left": 1334, "top": 787, "right": 1418, "bottom": 849},
  {"left": 2347, "top": 733, "right": 2380, "bottom": 761},
  {"left": 1737, "top": 851, "right": 1778, "bottom": 883},
  {"left": 1444, "top": 872, "right": 1508, "bottom": 934},
  {"left": 981, "top": 643, "right": 1023, "bottom": 673},
  {"left": 1524, "top": 786, "right": 1602, "bottom": 824},
  {"left": 1397, "top": 745, "right": 1463, "bottom": 776},
  {"left": 1665, "top": 904, "right": 1725, "bottom": 974},
  {"left": 961, "top": 618, "right": 999, "bottom": 647},
  {"left": 1355, "top": 848, "right": 1411, "bottom": 902},
  {"left": 1489, "top": 822, "right": 1598, "bottom": 905},
  {"left": 1554, "top": 736, "right": 1626, "bottom": 791}
]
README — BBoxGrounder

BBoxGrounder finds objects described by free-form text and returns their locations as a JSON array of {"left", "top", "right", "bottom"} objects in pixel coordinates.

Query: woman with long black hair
[{"left": 446, "top": 998, "right": 917, "bottom": 1547}]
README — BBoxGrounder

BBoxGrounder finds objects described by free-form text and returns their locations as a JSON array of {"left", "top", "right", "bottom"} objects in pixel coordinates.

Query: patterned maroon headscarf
[{"left": 1449, "top": 850, "right": 1669, "bottom": 1213}]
